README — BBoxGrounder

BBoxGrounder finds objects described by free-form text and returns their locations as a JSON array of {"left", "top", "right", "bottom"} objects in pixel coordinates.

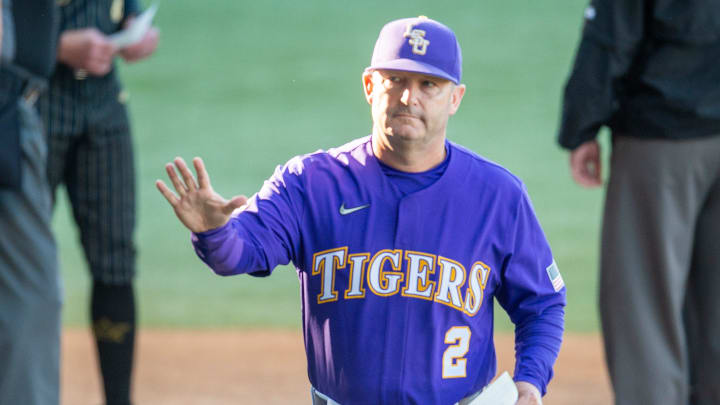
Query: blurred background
[{"left": 54, "top": 0, "right": 606, "bottom": 333}]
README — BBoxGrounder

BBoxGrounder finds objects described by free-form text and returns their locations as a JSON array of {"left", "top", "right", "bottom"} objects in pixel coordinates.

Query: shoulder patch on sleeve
[{"left": 546, "top": 260, "right": 565, "bottom": 292}]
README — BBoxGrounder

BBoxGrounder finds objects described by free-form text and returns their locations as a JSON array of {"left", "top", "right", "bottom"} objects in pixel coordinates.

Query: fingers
[
  {"left": 174, "top": 157, "right": 198, "bottom": 192},
  {"left": 515, "top": 381, "right": 542, "bottom": 405},
  {"left": 193, "top": 157, "right": 211, "bottom": 189},
  {"left": 570, "top": 161, "right": 600, "bottom": 187},
  {"left": 58, "top": 28, "right": 115, "bottom": 74},
  {"left": 120, "top": 27, "right": 159, "bottom": 62},
  {"left": 165, "top": 162, "right": 187, "bottom": 197},
  {"left": 87, "top": 59, "right": 113, "bottom": 76},
  {"left": 141, "top": 27, "right": 160, "bottom": 56},
  {"left": 95, "top": 41, "right": 115, "bottom": 59},
  {"left": 569, "top": 140, "right": 602, "bottom": 188},
  {"left": 592, "top": 153, "right": 602, "bottom": 183},
  {"left": 155, "top": 179, "right": 179, "bottom": 206},
  {"left": 86, "top": 29, "right": 116, "bottom": 75},
  {"left": 164, "top": 157, "right": 207, "bottom": 196}
]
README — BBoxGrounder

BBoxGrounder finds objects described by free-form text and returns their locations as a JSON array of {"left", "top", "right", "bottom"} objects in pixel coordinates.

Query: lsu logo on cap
[{"left": 403, "top": 24, "right": 430, "bottom": 55}]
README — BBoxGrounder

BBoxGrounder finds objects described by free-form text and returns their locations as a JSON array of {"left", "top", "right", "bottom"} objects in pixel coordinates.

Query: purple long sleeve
[
  {"left": 513, "top": 304, "right": 565, "bottom": 395},
  {"left": 192, "top": 216, "right": 271, "bottom": 277}
]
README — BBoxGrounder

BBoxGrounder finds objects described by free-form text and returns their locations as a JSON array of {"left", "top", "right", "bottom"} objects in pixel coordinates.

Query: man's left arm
[{"left": 495, "top": 187, "right": 566, "bottom": 402}]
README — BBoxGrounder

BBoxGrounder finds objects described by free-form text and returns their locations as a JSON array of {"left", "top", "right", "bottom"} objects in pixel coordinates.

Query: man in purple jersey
[{"left": 157, "top": 16, "right": 565, "bottom": 405}]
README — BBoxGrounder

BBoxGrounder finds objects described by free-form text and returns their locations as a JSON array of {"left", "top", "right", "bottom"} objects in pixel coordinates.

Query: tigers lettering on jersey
[
  {"left": 312, "top": 247, "right": 348, "bottom": 303},
  {"left": 312, "top": 247, "right": 492, "bottom": 314}
]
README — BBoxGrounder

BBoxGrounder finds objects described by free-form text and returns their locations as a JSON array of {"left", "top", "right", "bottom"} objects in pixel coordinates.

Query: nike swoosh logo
[{"left": 339, "top": 203, "right": 370, "bottom": 215}]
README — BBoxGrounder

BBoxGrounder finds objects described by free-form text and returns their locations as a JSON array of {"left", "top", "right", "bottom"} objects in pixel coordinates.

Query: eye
[
  {"left": 382, "top": 75, "right": 402, "bottom": 88},
  {"left": 422, "top": 80, "right": 437, "bottom": 88}
]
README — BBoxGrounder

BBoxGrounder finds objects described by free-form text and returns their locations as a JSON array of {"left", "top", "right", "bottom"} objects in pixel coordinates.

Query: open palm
[{"left": 156, "top": 157, "right": 247, "bottom": 233}]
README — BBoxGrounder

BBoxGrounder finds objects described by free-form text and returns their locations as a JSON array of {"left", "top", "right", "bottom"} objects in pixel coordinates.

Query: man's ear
[
  {"left": 362, "top": 71, "right": 374, "bottom": 105},
  {"left": 448, "top": 84, "right": 466, "bottom": 116}
]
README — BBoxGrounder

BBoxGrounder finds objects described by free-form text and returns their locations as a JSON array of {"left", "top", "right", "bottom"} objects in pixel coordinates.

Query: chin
[
  {"left": 389, "top": 125, "right": 423, "bottom": 140},
  {"left": 386, "top": 131, "right": 416, "bottom": 142}
]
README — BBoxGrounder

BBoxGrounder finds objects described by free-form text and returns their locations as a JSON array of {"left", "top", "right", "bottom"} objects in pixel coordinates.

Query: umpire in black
[
  {"left": 37, "top": 1, "right": 158, "bottom": 404},
  {"left": 1, "top": 0, "right": 61, "bottom": 403},
  {"left": 558, "top": 0, "right": 720, "bottom": 404}
]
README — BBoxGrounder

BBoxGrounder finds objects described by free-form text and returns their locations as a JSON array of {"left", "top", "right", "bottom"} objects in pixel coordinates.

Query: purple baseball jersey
[{"left": 193, "top": 136, "right": 566, "bottom": 404}]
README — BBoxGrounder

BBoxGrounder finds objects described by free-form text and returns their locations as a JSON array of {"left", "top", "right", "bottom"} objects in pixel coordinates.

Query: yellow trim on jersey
[{"left": 463, "top": 261, "right": 491, "bottom": 317}]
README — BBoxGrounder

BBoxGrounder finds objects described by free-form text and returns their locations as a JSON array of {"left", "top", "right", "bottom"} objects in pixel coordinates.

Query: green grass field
[{"left": 55, "top": 0, "right": 606, "bottom": 332}]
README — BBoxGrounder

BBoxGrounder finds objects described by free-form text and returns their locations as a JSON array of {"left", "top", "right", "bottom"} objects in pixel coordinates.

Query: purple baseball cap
[{"left": 366, "top": 16, "right": 462, "bottom": 84}]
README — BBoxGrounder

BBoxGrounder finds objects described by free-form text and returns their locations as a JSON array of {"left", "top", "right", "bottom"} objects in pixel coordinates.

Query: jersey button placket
[
  {"left": 394, "top": 198, "right": 417, "bottom": 248},
  {"left": 394, "top": 196, "right": 419, "bottom": 403}
]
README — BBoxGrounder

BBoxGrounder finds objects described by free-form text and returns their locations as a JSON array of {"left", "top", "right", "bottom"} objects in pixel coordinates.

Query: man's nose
[{"left": 400, "top": 87, "right": 416, "bottom": 105}]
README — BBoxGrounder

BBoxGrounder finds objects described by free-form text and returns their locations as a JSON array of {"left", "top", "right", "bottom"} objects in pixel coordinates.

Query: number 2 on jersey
[{"left": 442, "top": 326, "right": 471, "bottom": 378}]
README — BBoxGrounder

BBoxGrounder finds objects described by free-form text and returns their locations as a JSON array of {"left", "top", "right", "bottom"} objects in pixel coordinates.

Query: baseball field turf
[{"left": 54, "top": 0, "right": 605, "bottom": 333}]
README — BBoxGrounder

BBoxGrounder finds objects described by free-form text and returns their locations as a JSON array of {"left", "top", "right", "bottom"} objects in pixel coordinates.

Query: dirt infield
[{"left": 62, "top": 329, "right": 612, "bottom": 404}]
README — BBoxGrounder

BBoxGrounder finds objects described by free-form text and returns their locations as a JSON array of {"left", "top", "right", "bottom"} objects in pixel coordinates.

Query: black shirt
[
  {"left": 13, "top": 0, "right": 58, "bottom": 77},
  {"left": 558, "top": 0, "right": 720, "bottom": 150}
]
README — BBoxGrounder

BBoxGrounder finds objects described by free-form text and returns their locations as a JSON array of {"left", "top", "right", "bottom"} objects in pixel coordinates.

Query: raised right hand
[
  {"left": 57, "top": 28, "right": 116, "bottom": 76},
  {"left": 156, "top": 157, "right": 247, "bottom": 233}
]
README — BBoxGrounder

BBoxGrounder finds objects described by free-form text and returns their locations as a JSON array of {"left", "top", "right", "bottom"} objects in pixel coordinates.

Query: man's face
[{"left": 363, "top": 69, "right": 465, "bottom": 148}]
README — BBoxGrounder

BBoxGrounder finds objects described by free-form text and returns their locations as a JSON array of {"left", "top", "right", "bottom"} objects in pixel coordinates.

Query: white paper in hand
[
  {"left": 465, "top": 372, "right": 518, "bottom": 405},
  {"left": 109, "top": 3, "right": 158, "bottom": 49}
]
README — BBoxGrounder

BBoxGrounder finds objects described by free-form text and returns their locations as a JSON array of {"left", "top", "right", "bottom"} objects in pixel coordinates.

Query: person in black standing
[
  {"left": 0, "top": 0, "right": 61, "bottom": 403},
  {"left": 37, "top": 1, "right": 158, "bottom": 404},
  {"left": 558, "top": 1, "right": 720, "bottom": 404}
]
